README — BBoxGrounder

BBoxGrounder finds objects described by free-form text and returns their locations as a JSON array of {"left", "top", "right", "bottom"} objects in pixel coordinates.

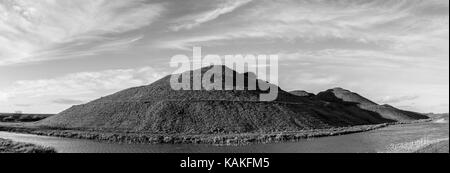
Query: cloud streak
[
  {"left": 378, "top": 95, "right": 420, "bottom": 104},
  {"left": 52, "top": 99, "right": 85, "bottom": 105},
  {"left": 170, "top": 0, "right": 252, "bottom": 31},
  {"left": 0, "top": 0, "right": 165, "bottom": 65},
  {"left": 0, "top": 66, "right": 165, "bottom": 101},
  {"left": 162, "top": 0, "right": 448, "bottom": 56},
  {"left": 0, "top": 0, "right": 448, "bottom": 113}
]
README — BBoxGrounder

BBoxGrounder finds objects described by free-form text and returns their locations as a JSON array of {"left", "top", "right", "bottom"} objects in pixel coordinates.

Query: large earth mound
[
  {"left": 38, "top": 66, "right": 414, "bottom": 134},
  {"left": 316, "top": 88, "right": 429, "bottom": 122}
]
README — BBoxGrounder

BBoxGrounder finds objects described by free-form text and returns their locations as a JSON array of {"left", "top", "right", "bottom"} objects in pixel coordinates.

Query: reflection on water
[{"left": 0, "top": 122, "right": 448, "bottom": 153}]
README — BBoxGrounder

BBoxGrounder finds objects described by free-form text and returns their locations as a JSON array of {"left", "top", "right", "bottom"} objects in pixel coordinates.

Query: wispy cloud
[
  {"left": 0, "top": 66, "right": 167, "bottom": 113},
  {"left": 1, "top": 35, "right": 145, "bottom": 65},
  {"left": 170, "top": 0, "right": 252, "bottom": 31},
  {"left": 52, "top": 99, "right": 85, "bottom": 105},
  {"left": 0, "top": 66, "right": 165, "bottom": 101},
  {"left": 295, "top": 73, "right": 340, "bottom": 86},
  {"left": 14, "top": 104, "right": 32, "bottom": 107},
  {"left": 0, "top": 0, "right": 165, "bottom": 65},
  {"left": 0, "top": 0, "right": 448, "bottom": 113},
  {"left": 378, "top": 95, "right": 420, "bottom": 104},
  {"left": 280, "top": 49, "right": 448, "bottom": 70},
  {"left": 161, "top": 0, "right": 448, "bottom": 56}
]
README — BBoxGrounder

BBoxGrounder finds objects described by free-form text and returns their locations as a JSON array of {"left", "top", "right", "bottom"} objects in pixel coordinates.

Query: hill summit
[{"left": 38, "top": 66, "right": 427, "bottom": 134}]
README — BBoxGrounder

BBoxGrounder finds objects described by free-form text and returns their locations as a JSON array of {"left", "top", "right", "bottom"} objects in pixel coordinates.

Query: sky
[{"left": 0, "top": 0, "right": 448, "bottom": 114}]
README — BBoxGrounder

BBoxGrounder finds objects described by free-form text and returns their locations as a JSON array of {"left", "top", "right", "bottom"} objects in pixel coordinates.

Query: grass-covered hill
[
  {"left": 316, "top": 88, "right": 429, "bottom": 122},
  {"left": 37, "top": 66, "right": 421, "bottom": 134}
]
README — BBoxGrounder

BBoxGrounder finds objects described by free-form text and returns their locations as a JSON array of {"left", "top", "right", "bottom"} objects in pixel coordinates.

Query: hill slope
[
  {"left": 316, "top": 88, "right": 429, "bottom": 122},
  {"left": 290, "top": 90, "right": 315, "bottom": 97},
  {"left": 39, "top": 66, "right": 408, "bottom": 134}
]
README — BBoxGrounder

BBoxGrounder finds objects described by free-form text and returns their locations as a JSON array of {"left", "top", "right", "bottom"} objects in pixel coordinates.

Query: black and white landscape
[{"left": 0, "top": 0, "right": 448, "bottom": 153}]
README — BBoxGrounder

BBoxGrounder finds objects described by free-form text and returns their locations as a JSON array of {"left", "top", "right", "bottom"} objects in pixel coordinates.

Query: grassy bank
[
  {"left": 381, "top": 137, "right": 449, "bottom": 153},
  {"left": 0, "top": 138, "right": 57, "bottom": 153},
  {"left": 415, "top": 140, "right": 449, "bottom": 153},
  {"left": 0, "top": 124, "right": 387, "bottom": 145},
  {"left": 0, "top": 120, "right": 431, "bottom": 145}
]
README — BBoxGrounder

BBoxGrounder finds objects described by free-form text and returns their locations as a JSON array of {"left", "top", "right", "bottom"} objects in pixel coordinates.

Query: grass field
[
  {"left": 415, "top": 140, "right": 449, "bottom": 153},
  {"left": 0, "top": 138, "right": 56, "bottom": 153},
  {"left": 382, "top": 137, "right": 449, "bottom": 153}
]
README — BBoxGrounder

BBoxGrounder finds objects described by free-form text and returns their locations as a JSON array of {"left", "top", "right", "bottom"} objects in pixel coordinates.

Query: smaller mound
[
  {"left": 290, "top": 90, "right": 315, "bottom": 97},
  {"left": 319, "top": 88, "right": 378, "bottom": 106},
  {"left": 427, "top": 113, "right": 449, "bottom": 120},
  {"left": 427, "top": 113, "right": 449, "bottom": 124},
  {"left": 316, "top": 88, "right": 429, "bottom": 122}
]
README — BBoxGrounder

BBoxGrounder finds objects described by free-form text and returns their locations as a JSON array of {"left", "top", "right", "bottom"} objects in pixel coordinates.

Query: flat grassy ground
[
  {"left": 416, "top": 140, "right": 449, "bottom": 153},
  {"left": 376, "top": 116, "right": 448, "bottom": 153},
  {"left": 0, "top": 138, "right": 56, "bottom": 153}
]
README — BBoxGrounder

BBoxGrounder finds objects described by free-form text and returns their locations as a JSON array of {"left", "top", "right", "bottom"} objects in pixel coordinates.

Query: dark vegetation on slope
[
  {"left": 316, "top": 88, "right": 429, "bottom": 122},
  {"left": 35, "top": 66, "right": 428, "bottom": 135}
]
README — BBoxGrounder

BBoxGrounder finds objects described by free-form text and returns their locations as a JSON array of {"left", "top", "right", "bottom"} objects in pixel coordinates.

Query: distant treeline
[{"left": 0, "top": 113, "right": 54, "bottom": 122}]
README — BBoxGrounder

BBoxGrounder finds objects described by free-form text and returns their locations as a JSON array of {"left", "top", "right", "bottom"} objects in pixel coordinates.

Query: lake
[{"left": 0, "top": 121, "right": 448, "bottom": 153}]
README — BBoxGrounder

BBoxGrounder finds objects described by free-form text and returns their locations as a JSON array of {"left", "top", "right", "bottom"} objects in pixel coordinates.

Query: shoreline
[{"left": 0, "top": 120, "right": 431, "bottom": 146}]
